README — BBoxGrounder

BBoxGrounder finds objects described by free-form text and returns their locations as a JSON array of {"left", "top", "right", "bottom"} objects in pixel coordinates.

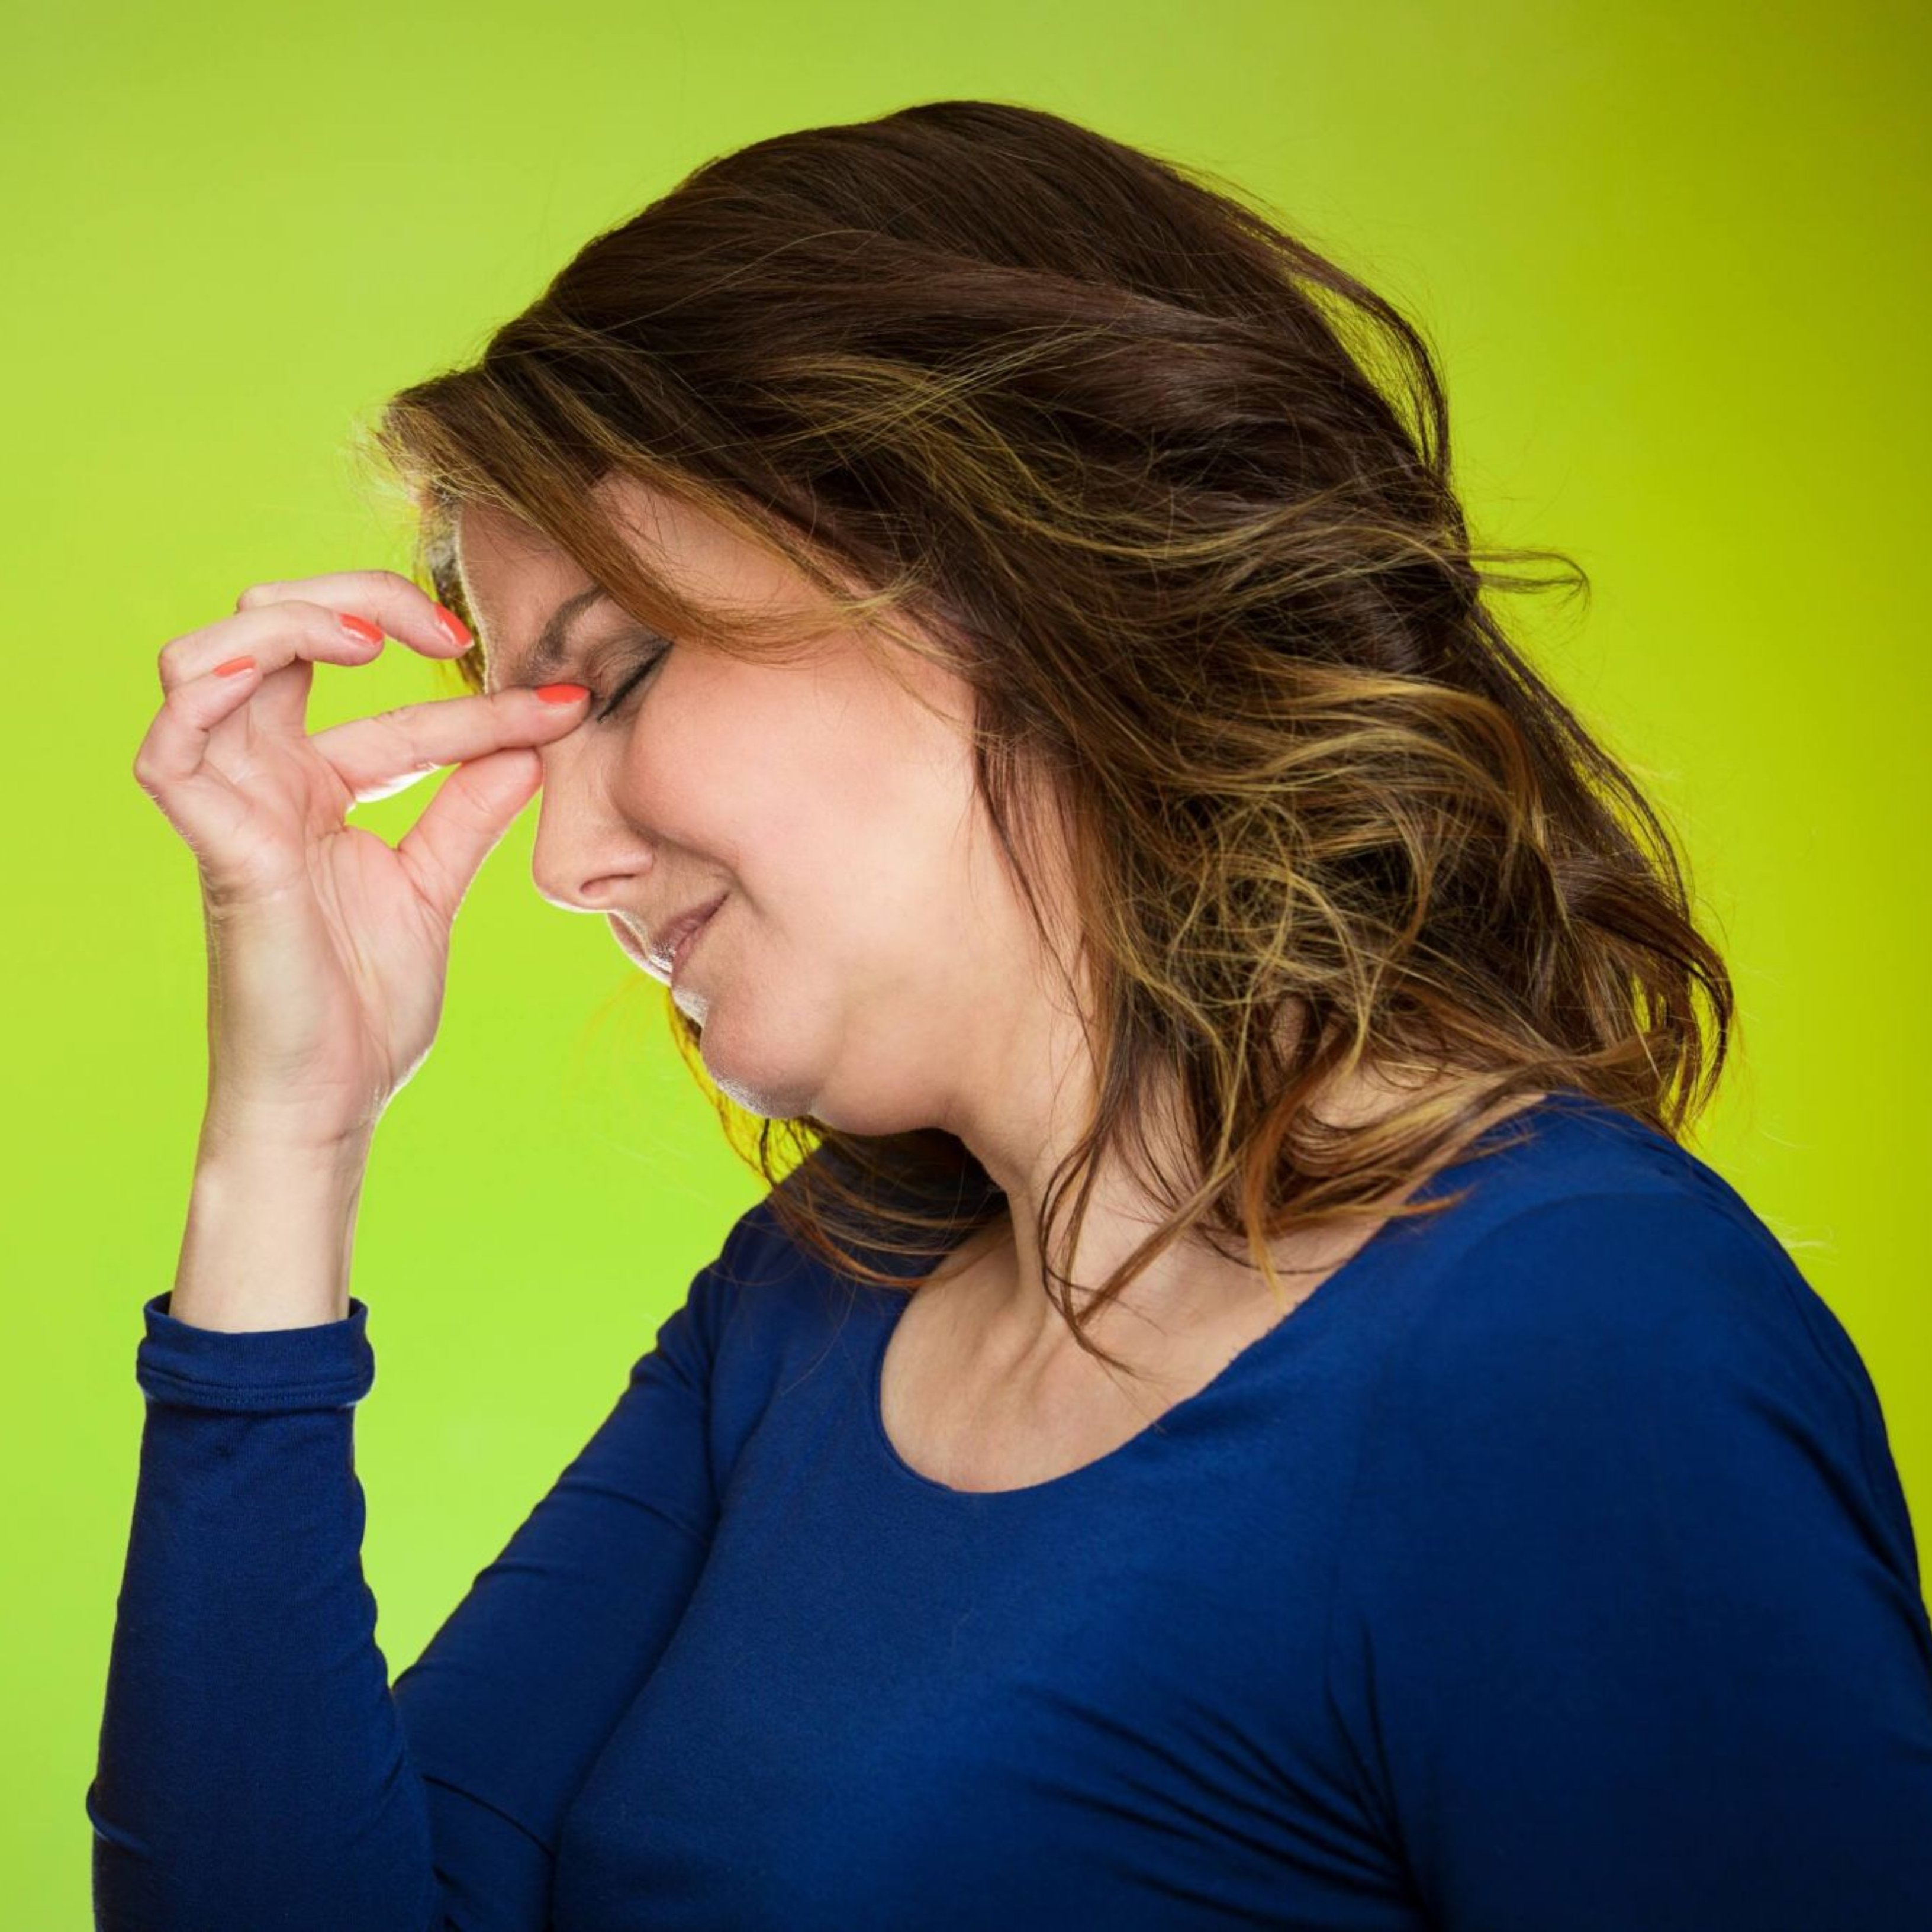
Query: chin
[
  {"left": 674, "top": 994, "right": 797, "bottom": 1119},
  {"left": 703, "top": 1055, "right": 819, "bottom": 1123}
]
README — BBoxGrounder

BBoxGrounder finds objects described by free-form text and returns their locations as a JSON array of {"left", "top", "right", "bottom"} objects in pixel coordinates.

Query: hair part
[{"left": 353, "top": 98, "right": 1735, "bottom": 1379}]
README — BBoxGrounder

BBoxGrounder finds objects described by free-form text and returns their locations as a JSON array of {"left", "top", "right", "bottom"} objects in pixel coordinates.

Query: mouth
[
  {"left": 666, "top": 895, "right": 726, "bottom": 982},
  {"left": 613, "top": 893, "right": 729, "bottom": 984}
]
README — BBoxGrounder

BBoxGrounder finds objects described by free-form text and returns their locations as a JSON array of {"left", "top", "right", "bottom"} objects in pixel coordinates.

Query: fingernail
[
  {"left": 339, "top": 614, "right": 384, "bottom": 646},
  {"left": 215, "top": 655, "right": 257, "bottom": 678},
  {"left": 534, "top": 684, "right": 591, "bottom": 705},
  {"left": 432, "top": 603, "right": 474, "bottom": 649}
]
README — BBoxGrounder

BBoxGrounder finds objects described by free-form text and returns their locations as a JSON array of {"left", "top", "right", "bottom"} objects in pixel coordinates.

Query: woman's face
[{"left": 453, "top": 476, "right": 1057, "bottom": 1137}]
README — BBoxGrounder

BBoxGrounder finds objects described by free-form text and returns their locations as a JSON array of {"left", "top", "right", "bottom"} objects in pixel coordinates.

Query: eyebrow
[{"left": 491, "top": 585, "right": 614, "bottom": 690}]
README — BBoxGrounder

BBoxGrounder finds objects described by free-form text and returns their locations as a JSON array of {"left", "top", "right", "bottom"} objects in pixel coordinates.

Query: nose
[{"left": 525, "top": 728, "right": 655, "bottom": 915}]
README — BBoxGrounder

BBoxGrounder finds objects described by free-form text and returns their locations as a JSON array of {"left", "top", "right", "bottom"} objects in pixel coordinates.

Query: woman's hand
[{"left": 132, "top": 568, "right": 590, "bottom": 1155}]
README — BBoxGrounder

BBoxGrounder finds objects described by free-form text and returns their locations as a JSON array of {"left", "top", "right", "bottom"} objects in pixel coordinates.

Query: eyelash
[{"left": 593, "top": 643, "right": 669, "bottom": 722}]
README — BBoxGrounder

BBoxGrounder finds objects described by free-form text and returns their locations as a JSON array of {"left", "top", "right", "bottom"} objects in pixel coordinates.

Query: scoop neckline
[{"left": 863, "top": 1089, "right": 1596, "bottom": 1502}]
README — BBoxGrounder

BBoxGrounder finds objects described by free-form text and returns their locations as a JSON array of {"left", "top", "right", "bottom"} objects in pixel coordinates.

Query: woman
[{"left": 92, "top": 99, "right": 1932, "bottom": 1929}]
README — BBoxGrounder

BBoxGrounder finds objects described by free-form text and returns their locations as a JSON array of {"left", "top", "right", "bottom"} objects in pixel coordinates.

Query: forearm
[
  {"left": 169, "top": 1117, "right": 373, "bottom": 1332},
  {"left": 91, "top": 1136, "right": 445, "bottom": 1930},
  {"left": 91, "top": 1321, "right": 441, "bottom": 1929}
]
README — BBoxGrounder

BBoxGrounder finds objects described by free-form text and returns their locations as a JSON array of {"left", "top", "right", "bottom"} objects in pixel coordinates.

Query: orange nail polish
[
  {"left": 534, "top": 684, "right": 591, "bottom": 705},
  {"left": 432, "top": 603, "right": 474, "bottom": 648},
  {"left": 339, "top": 614, "right": 384, "bottom": 646}
]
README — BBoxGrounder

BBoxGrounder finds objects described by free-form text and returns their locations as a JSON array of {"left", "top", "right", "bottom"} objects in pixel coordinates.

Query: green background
[{"left": 8, "top": 2, "right": 1925, "bottom": 1920}]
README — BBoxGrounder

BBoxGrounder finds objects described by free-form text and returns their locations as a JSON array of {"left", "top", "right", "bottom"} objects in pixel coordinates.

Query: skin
[{"left": 458, "top": 476, "right": 1541, "bottom": 1486}]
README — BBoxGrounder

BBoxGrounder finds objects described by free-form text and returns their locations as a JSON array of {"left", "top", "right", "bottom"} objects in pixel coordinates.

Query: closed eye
[{"left": 594, "top": 640, "right": 671, "bottom": 722}]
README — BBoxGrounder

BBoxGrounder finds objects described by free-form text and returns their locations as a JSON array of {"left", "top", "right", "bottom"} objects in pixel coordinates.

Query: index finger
[{"left": 235, "top": 568, "right": 475, "bottom": 660}]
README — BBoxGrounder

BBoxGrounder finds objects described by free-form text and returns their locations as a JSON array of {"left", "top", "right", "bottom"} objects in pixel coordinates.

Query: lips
[
  {"left": 607, "top": 895, "right": 727, "bottom": 981},
  {"left": 656, "top": 893, "right": 728, "bottom": 977}
]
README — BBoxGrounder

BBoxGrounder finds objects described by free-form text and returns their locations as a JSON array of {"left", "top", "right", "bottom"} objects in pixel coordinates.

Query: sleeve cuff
[{"left": 135, "top": 1292, "right": 376, "bottom": 1412}]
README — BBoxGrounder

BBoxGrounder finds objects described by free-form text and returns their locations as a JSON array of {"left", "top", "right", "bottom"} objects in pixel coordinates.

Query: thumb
[{"left": 395, "top": 745, "right": 544, "bottom": 927}]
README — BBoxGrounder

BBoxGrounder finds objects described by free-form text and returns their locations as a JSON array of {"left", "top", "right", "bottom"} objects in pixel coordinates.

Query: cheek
[
  {"left": 676, "top": 657, "right": 988, "bottom": 949},
  {"left": 741, "top": 787, "right": 978, "bottom": 993}
]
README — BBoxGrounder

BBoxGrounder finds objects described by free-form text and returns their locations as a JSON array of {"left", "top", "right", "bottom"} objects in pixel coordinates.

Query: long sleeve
[
  {"left": 88, "top": 1200, "right": 771, "bottom": 1932},
  {"left": 1324, "top": 1187, "right": 1932, "bottom": 1931}
]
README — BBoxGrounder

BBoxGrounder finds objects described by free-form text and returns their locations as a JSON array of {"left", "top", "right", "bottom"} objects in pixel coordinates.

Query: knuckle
[{"left": 234, "top": 581, "right": 282, "bottom": 611}]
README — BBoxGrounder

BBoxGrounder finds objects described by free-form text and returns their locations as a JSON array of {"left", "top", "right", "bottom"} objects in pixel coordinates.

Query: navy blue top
[{"left": 89, "top": 1092, "right": 1932, "bottom": 1929}]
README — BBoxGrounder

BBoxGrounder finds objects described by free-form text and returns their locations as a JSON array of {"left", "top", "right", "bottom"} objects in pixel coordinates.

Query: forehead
[
  {"left": 452, "top": 482, "right": 801, "bottom": 688},
  {"left": 452, "top": 501, "right": 593, "bottom": 611},
  {"left": 454, "top": 482, "right": 791, "bottom": 608},
  {"left": 447, "top": 480, "right": 973, "bottom": 730}
]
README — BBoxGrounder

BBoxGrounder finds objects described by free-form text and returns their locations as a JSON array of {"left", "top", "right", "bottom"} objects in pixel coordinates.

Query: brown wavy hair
[{"left": 355, "top": 98, "right": 1734, "bottom": 1373}]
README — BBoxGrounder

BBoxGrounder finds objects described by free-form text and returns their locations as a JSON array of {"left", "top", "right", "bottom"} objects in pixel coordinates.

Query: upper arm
[
  {"left": 389, "top": 1199, "right": 774, "bottom": 1930},
  {"left": 1325, "top": 1189, "right": 1932, "bottom": 1932}
]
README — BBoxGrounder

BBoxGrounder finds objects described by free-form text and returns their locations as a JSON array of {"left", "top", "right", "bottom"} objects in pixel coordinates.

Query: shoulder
[
  {"left": 1378, "top": 1097, "right": 1858, "bottom": 1412},
  {"left": 1319, "top": 1122, "right": 1932, "bottom": 1923},
  {"left": 672, "top": 1148, "right": 931, "bottom": 1390},
  {"left": 678, "top": 1180, "right": 851, "bottom": 1368},
  {"left": 1373, "top": 1171, "right": 1878, "bottom": 1474},
  {"left": 1343, "top": 1152, "right": 1912, "bottom": 1589},
  {"left": 1411, "top": 1183, "right": 1817, "bottom": 1380}
]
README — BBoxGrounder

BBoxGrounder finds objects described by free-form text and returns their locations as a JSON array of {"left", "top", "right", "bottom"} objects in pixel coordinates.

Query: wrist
[
  {"left": 172, "top": 1131, "right": 372, "bottom": 1334},
  {"left": 196, "top": 1105, "right": 376, "bottom": 1176}
]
